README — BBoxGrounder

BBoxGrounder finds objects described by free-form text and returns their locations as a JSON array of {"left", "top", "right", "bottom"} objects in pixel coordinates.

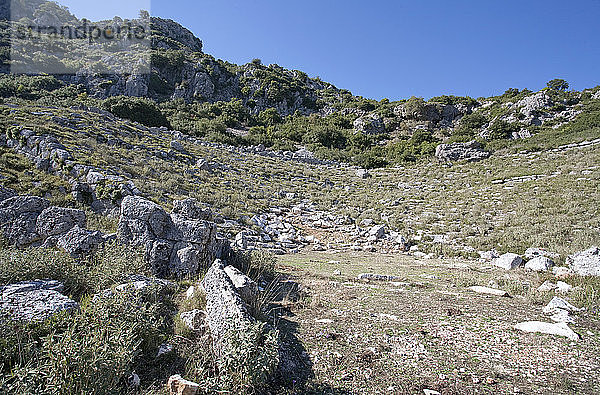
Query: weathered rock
[
  {"left": 201, "top": 259, "right": 253, "bottom": 354},
  {"left": 542, "top": 296, "right": 582, "bottom": 315},
  {"left": 525, "top": 256, "right": 554, "bottom": 272},
  {"left": 468, "top": 286, "right": 509, "bottom": 297},
  {"left": 356, "top": 169, "right": 371, "bottom": 179},
  {"left": 493, "top": 253, "right": 523, "bottom": 270},
  {"left": 566, "top": 247, "right": 600, "bottom": 276},
  {"left": 0, "top": 196, "right": 50, "bottom": 246},
  {"left": 0, "top": 280, "right": 79, "bottom": 322},
  {"left": 514, "top": 321, "right": 580, "bottom": 341},
  {"left": 167, "top": 374, "right": 199, "bottom": 395},
  {"left": 172, "top": 198, "right": 212, "bottom": 221},
  {"left": 368, "top": 225, "right": 386, "bottom": 240},
  {"left": 118, "top": 196, "right": 226, "bottom": 277},
  {"left": 435, "top": 141, "right": 490, "bottom": 162},
  {"left": 524, "top": 247, "right": 559, "bottom": 260},
  {"left": 36, "top": 206, "right": 86, "bottom": 237},
  {"left": 224, "top": 265, "right": 259, "bottom": 305},
  {"left": 57, "top": 226, "right": 103, "bottom": 257}
]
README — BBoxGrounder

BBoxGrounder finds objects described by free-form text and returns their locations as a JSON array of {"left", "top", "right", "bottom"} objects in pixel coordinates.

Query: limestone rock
[
  {"left": 435, "top": 141, "right": 490, "bottom": 162},
  {"left": 493, "top": 253, "right": 523, "bottom": 270},
  {"left": 514, "top": 321, "right": 580, "bottom": 341},
  {"left": 468, "top": 286, "right": 509, "bottom": 297},
  {"left": 525, "top": 256, "right": 554, "bottom": 272},
  {"left": 118, "top": 196, "right": 226, "bottom": 278},
  {"left": 368, "top": 225, "right": 386, "bottom": 240},
  {"left": 36, "top": 206, "right": 86, "bottom": 237},
  {"left": 224, "top": 265, "right": 259, "bottom": 305},
  {"left": 566, "top": 247, "right": 600, "bottom": 276},
  {"left": 57, "top": 226, "right": 103, "bottom": 257},
  {"left": 0, "top": 196, "right": 50, "bottom": 246},
  {"left": 201, "top": 259, "right": 253, "bottom": 355},
  {"left": 542, "top": 296, "right": 582, "bottom": 315},
  {"left": 353, "top": 114, "right": 385, "bottom": 134},
  {"left": 0, "top": 280, "right": 79, "bottom": 322},
  {"left": 167, "top": 374, "right": 199, "bottom": 395}
]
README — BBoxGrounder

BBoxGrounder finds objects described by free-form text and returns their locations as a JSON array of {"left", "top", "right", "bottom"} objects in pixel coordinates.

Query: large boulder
[
  {"left": 118, "top": 196, "right": 228, "bottom": 278},
  {"left": 57, "top": 226, "right": 104, "bottom": 257},
  {"left": 0, "top": 280, "right": 79, "bottom": 322},
  {"left": 224, "top": 265, "right": 259, "bottom": 305},
  {"left": 0, "top": 196, "right": 50, "bottom": 246},
  {"left": 36, "top": 206, "right": 86, "bottom": 237},
  {"left": 435, "top": 141, "right": 490, "bottom": 162},
  {"left": 566, "top": 247, "right": 600, "bottom": 276}
]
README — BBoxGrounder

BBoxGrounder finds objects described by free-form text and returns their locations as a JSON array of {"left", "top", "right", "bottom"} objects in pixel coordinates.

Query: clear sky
[{"left": 56, "top": 0, "right": 600, "bottom": 100}]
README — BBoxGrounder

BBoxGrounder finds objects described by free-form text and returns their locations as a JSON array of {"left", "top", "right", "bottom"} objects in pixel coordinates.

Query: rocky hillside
[{"left": 1, "top": 2, "right": 600, "bottom": 394}]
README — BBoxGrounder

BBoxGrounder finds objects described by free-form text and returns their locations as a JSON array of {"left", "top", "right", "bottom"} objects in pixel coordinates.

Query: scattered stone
[
  {"left": 479, "top": 249, "right": 500, "bottom": 260},
  {"left": 514, "top": 321, "right": 580, "bottom": 341},
  {"left": 553, "top": 266, "right": 574, "bottom": 278},
  {"left": 0, "top": 280, "right": 79, "bottom": 322},
  {"left": 315, "top": 318, "right": 334, "bottom": 324},
  {"left": 368, "top": 225, "right": 386, "bottom": 240},
  {"left": 357, "top": 273, "right": 403, "bottom": 282},
  {"left": 167, "top": 374, "right": 199, "bottom": 395},
  {"left": 556, "top": 281, "right": 573, "bottom": 293},
  {"left": 566, "top": 247, "right": 600, "bottom": 276},
  {"left": 524, "top": 247, "right": 559, "bottom": 260},
  {"left": 356, "top": 169, "right": 371, "bottom": 179},
  {"left": 468, "top": 286, "right": 509, "bottom": 297},
  {"left": 492, "top": 253, "right": 523, "bottom": 270},
  {"left": 525, "top": 256, "right": 554, "bottom": 272},
  {"left": 542, "top": 297, "right": 582, "bottom": 315},
  {"left": 170, "top": 140, "right": 185, "bottom": 152}
]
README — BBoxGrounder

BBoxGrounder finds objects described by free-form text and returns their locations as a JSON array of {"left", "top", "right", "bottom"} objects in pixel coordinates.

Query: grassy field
[{"left": 276, "top": 251, "right": 600, "bottom": 394}]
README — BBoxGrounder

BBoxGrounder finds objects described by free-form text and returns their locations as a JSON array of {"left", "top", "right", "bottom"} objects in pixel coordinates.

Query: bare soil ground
[{"left": 275, "top": 252, "right": 600, "bottom": 394}]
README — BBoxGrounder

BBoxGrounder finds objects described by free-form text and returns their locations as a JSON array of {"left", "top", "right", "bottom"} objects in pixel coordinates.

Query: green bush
[
  {"left": 102, "top": 96, "right": 170, "bottom": 128},
  {"left": 488, "top": 120, "right": 519, "bottom": 140}
]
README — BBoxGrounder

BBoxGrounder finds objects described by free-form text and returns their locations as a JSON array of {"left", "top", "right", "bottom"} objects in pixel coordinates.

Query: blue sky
[{"left": 57, "top": 0, "right": 600, "bottom": 100}]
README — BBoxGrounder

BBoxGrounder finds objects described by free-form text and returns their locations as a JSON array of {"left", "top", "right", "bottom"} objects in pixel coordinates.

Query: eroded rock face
[
  {"left": 223, "top": 265, "right": 259, "bottom": 305},
  {"left": 118, "top": 196, "right": 229, "bottom": 278},
  {"left": 0, "top": 280, "right": 79, "bottom": 322},
  {"left": 435, "top": 141, "right": 490, "bottom": 162},
  {"left": 567, "top": 247, "right": 600, "bottom": 276}
]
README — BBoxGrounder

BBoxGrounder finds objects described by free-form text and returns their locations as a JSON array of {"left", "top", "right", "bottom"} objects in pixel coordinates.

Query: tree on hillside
[{"left": 547, "top": 79, "right": 569, "bottom": 91}]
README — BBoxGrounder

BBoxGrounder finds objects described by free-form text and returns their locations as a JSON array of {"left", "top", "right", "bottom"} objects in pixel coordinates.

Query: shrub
[
  {"left": 547, "top": 79, "right": 569, "bottom": 91},
  {"left": 488, "top": 120, "right": 519, "bottom": 140},
  {"left": 102, "top": 96, "right": 170, "bottom": 128}
]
